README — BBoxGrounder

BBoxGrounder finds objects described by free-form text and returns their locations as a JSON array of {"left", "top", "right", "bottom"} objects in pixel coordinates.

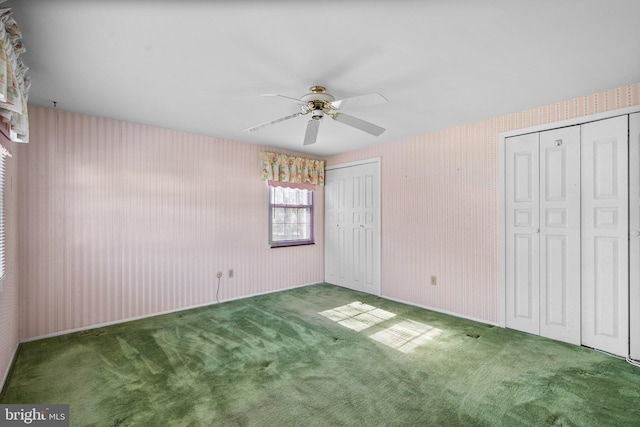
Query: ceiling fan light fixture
[{"left": 246, "top": 85, "right": 387, "bottom": 145}]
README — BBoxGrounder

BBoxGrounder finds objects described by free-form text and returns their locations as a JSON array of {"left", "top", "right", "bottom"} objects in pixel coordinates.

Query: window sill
[{"left": 269, "top": 241, "right": 315, "bottom": 249}]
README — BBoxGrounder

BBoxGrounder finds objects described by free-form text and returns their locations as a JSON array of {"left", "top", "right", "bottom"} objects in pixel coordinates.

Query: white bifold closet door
[
  {"left": 505, "top": 126, "right": 581, "bottom": 345},
  {"left": 325, "top": 161, "right": 380, "bottom": 296},
  {"left": 581, "top": 116, "right": 629, "bottom": 357},
  {"left": 628, "top": 112, "right": 640, "bottom": 361},
  {"left": 506, "top": 114, "right": 634, "bottom": 357}
]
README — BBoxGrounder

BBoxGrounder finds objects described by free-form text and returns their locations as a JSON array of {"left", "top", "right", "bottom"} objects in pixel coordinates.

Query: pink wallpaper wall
[
  {"left": 16, "top": 106, "right": 325, "bottom": 339},
  {"left": 0, "top": 144, "right": 20, "bottom": 386},
  {"left": 327, "top": 83, "right": 640, "bottom": 324}
]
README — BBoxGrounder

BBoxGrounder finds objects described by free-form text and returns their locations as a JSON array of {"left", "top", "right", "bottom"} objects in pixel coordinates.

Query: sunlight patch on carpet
[
  {"left": 319, "top": 301, "right": 396, "bottom": 332},
  {"left": 370, "top": 320, "right": 442, "bottom": 353},
  {"left": 319, "top": 302, "right": 441, "bottom": 353}
]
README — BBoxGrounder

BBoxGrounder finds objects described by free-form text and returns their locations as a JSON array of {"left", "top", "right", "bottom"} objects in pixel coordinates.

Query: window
[
  {"left": 0, "top": 151, "right": 5, "bottom": 289},
  {"left": 268, "top": 185, "right": 314, "bottom": 247}
]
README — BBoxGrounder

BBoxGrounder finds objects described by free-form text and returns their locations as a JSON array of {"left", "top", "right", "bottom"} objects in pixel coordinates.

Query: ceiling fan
[{"left": 244, "top": 86, "right": 387, "bottom": 146}]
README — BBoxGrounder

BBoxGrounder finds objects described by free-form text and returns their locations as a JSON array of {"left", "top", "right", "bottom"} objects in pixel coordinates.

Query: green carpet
[{"left": 2, "top": 283, "right": 639, "bottom": 426}]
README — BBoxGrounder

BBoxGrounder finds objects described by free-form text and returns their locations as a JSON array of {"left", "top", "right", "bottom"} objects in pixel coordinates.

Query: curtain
[
  {"left": 0, "top": 6, "right": 30, "bottom": 143},
  {"left": 260, "top": 151, "right": 324, "bottom": 186}
]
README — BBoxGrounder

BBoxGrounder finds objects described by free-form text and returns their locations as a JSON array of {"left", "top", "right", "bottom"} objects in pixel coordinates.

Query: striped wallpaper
[
  {"left": 327, "top": 83, "right": 640, "bottom": 324},
  {"left": 16, "top": 106, "right": 325, "bottom": 339}
]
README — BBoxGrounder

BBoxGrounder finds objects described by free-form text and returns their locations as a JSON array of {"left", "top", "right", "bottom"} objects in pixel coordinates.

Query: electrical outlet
[
  {"left": 228, "top": 269, "right": 234, "bottom": 278},
  {"left": 431, "top": 275, "right": 437, "bottom": 286},
  {"left": 216, "top": 271, "right": 222, "bottom": 279}
]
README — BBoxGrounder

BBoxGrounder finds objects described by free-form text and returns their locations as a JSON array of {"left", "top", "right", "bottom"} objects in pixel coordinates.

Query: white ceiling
[{"left": 7, "top": 0, "right": 640, "bottom": 156}]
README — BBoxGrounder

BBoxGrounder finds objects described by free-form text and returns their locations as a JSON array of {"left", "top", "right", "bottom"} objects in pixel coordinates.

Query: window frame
[{"left": 267, "top": 185, "right": 315, "bottom": 248}]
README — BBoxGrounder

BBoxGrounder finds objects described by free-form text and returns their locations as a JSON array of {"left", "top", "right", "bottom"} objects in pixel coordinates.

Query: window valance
[
  {"left": 260, "top": 151, "right": 324, "bottom": 186},
  {"left": 0, "top": 6, "right": 30, "bottom": 143}
]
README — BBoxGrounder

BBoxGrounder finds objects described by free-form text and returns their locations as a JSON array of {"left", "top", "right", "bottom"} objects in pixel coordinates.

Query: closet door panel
[
  {"left": 360, "top": 165, "right": 380, "bottom": 295},
  {"left": 581, "top": 116, "right": 629, "bottom": 357},
  {"left": 325, "top": 169, "right": 350, "bottom": 287},
  {"left": 630, "top": 112, "right": 640, "bottom": 361},
  {"left": 539, "top": 126, "right": 581, "bottom": 345},
  {"left": 506, "top": 133, "right": 540, "bottom": 335}
]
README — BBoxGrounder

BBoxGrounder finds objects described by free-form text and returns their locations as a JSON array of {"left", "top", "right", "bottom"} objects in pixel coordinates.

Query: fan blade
[
  {"left": 303, "top": 119, "right": 321, "bottom": 146},
  {"left": 332, "top": 113, "right": 385, "bottom": 136},
  {"left": 261, "top": 94, "right": 307, "bottom": 104},
  {"left": 330, "top": 93, "right": 388, "bottom": 110},
  {"left": 244, "top": 113, "right": 301, "bottom": 133}
]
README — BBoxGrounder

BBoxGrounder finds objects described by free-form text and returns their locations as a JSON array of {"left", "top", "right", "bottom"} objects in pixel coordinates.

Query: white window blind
[{"left": 0, "top": 150, "right": 5, "bottom": 290}]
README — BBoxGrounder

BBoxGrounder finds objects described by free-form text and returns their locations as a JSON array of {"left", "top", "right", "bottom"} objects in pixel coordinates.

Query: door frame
[
  {"left": 629, "top": 112, "right": 640, "bottom": 360},
  {"left": 325, "top": 157, "right": 382, "bottom": 296},
  {"left": 498, "top": 106, "right": 640, "bottom": 328}
]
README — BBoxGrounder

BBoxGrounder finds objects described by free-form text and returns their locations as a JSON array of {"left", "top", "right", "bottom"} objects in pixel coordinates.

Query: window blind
[{"left": 0, "top": 151, "right": 5, "bottom": 289}]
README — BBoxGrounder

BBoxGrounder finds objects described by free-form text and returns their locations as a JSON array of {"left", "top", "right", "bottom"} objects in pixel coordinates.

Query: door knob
[
  {"left": 534, "top": 228, "right": 540, "bottom": 234},
  {"left": 632, "top": 230, "right": 640, "bottom": 237}
]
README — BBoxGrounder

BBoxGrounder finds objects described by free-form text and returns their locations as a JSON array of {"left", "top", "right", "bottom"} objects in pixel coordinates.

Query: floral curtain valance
[
  {"left": 0, "top": 4, "right": 30, "bottom": 143},
  {"left": 260, "top": 151, "right": 324, "bottom": 186}
]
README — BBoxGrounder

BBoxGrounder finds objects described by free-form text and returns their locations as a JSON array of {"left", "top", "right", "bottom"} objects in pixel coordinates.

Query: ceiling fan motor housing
[
  {"left": 300, "top": 86, "right": 335, "bottom": 118},
  {"left": 301, "top": 86, "right": 335, "bottom": 103}
]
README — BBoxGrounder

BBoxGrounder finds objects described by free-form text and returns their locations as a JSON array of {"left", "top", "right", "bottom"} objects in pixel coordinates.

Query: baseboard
[
  {"left": 0, "top": 342, "right": 20, "bottom": 394},
  {"left": 381, "top": 294, "right": 501, "bottom": 327},
  {"left": 20, "top": 281, "right": 322, "bottom": 343}
]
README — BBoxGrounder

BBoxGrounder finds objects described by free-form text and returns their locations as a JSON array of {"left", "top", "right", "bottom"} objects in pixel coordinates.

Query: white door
[
  {"left": 325, "top": 161, "right": 381, "bottom": 295},
  {"left": 539, "top": 126, "right": 581, "bottom": 345},
  {"left": 506, "top": 133, "right": 540, "bottom": 336},
  {"left": 506, "top": 128, "right": 581, "bottom": 344},
  {"left": 630, "top": 112, "right": 640, "bottom": 361},
  {"left": 581, "top": 116, "right": 629, "bottom": 357}
]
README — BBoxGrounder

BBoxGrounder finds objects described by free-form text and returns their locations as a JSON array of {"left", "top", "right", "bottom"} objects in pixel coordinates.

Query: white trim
[
  {"left": 497, "top": 105, "right": 640, "bottom": 330},
  {"left": 325, "top": 157, "right": 381, "bottom": 171},
  {"left": 20, "top": 281, "right": 322, "bottom": 343},
  {"left": 0, "top": 342, "right": 20, "bottom": 392},
  {"left": 500, "top": 105, "right": 640, "bottom": 139},
  {"left": 498, "top": 130, "right": 506, "bottom": 327},
  {"left": 382, "top": 294, "right": 500, "bottom": 327}
]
